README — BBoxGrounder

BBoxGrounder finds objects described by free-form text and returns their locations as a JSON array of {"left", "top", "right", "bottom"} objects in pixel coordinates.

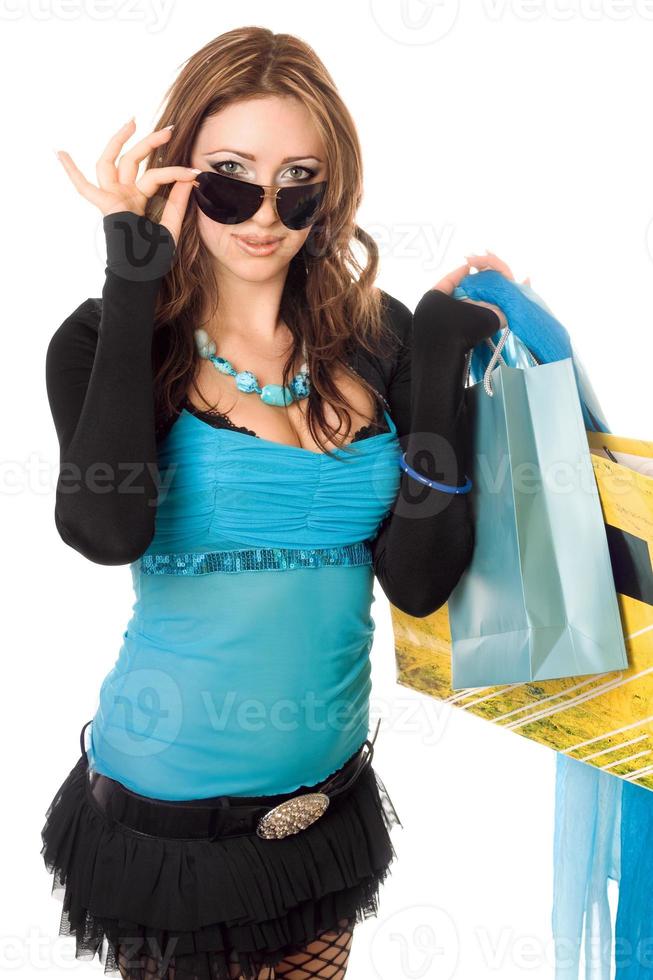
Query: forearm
[
  {"left": 372, "top": 289, "right": 500, "bottom": 617},
  {"left": 47, "top": 212, "right": 176, "bottom": 564}
]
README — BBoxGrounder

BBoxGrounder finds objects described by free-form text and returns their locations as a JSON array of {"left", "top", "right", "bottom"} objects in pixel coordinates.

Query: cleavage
[
  {"left": 184, "top": 368, "right": 387, "bottom": 451},
  {"left": 183, "top": 394, "right": 389, "bottom": 447}
]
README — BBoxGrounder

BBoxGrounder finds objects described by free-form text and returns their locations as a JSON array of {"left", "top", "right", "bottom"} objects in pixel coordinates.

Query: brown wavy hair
[{"left": 143, "top": 26, "right": 398, "bottom": 457}]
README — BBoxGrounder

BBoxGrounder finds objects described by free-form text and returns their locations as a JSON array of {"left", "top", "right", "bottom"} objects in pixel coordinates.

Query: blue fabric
[
  {"left": 553, "top": 755, "right": 622, "bottom": 980},
  {"left": 453, "top": 270, "right": 610, "bottom": 433},
  {"left": 453, "top": 271, "right": 630, "bottom": 979},
  {"left": 453, "top": 268, "right": 574, "bottom": 364},
  {"left": 616, "top": 780, "right": 653, "bottom": 977},
  {"left": 88, "top": 407, "right": 402, "bottom": 800}
]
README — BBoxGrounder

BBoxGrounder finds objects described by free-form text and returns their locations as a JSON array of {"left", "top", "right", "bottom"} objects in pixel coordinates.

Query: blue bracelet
[{"left": 399, "top": 451, "right": 473, "bottom": 494}]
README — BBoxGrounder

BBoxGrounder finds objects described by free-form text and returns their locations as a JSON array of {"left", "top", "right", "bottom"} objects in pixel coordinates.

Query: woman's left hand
[{"left": 436, "top": 250, "right": 531, "bottom": 331}]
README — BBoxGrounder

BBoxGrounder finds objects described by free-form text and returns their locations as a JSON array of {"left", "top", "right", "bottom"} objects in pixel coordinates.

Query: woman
[{"left": 42, "top": 26, "right": 513, "bottom": 980}]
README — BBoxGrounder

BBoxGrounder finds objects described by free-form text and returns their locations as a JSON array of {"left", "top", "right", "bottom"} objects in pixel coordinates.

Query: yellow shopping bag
[{"left": 392, "top": 431, "right": 653, "bottom": 790}]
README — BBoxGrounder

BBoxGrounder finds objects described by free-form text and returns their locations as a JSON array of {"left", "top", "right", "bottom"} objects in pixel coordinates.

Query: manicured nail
[
  {"left": 163, "top": 124, "right": 174, "bottom": 130},
  {"left": 188, "top": 168, "right": 202, "bottom": 174}
]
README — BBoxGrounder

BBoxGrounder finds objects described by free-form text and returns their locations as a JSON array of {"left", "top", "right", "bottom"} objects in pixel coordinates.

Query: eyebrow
[{"left": 203, "top": 148, "right": 323, "bottom": 164}]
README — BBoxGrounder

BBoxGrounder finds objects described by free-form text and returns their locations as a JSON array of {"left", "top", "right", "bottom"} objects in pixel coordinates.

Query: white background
[{"left": 3, "top": 2, "right": 652, "bottom": 978}]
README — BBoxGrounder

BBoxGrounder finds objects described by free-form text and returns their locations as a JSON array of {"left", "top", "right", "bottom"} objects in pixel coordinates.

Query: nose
[{"left": 252, "top": 187, "right": 281, "bottom": 225}]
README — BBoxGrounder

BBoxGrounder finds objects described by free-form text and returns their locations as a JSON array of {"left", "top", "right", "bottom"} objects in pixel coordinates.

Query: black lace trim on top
[
  {"left": 182, "top": 394, "right": 390, "bottom": 446},
  {"left": 184, "top": 397, "right": 259, "bottom": 438}
]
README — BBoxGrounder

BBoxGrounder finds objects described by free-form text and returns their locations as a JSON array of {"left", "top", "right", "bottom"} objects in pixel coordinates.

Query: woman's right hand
[
  {"left": 55, "top": 118, "right": 201, "bottom": 246},
  {"left": 414, "top": 253, "right": 531, "bottom": 354}
]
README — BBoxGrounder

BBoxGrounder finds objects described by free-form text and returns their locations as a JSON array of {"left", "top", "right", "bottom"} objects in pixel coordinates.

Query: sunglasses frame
[{"left": 191, "top": 170, "right": 329, "bottom": 231}]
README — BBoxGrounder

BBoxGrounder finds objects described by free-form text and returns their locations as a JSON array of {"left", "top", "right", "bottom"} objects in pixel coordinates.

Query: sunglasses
[{"left": 191, "top": 170, "right": 328, "bottom": 231}]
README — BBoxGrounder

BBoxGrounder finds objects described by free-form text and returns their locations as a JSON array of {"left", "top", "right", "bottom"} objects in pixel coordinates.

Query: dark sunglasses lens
[
  {"left": 192, "top": 171, "right": 262, "bottom": 224},
  {"left": 277, "top": 181, "right": 328, "bottom": 230}
]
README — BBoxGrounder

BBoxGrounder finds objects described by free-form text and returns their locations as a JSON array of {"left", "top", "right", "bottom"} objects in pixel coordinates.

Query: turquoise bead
[
  {"left": 210, "top": 356, "right": 235, "bottom": 376},
  {"left": 261, "top": 384, "right": 295, "bottom": 407},
  {"left": 194, "top": 329, "right": 310, "bottom": 405},
  {"left": 290, "top": 373, "right": 311, "bottom": 399},
  {"left": 235, "top": 370, "right": 260, "bottom": 394}
]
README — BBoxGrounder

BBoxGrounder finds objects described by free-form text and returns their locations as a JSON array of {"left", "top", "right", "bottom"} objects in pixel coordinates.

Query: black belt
[{"left": 81, "top": 719, "right": 380, "bottom": 841}]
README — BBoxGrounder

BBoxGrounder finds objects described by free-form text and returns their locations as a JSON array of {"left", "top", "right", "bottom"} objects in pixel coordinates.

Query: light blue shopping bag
[{"left": 447, "top": 327, "right": 628, "bottom": 690}]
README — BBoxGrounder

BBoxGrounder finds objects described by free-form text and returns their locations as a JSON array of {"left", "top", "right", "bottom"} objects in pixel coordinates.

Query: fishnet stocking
[
  {"left": 274, "top": 916, "right": 355, "bottom": 978},
  {"left": 115, "top": 916, "right": 355, "bottom": 979}
]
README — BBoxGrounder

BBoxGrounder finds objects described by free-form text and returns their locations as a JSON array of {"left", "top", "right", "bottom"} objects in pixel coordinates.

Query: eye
[
  {"left": 209, "top": 160, "right": 317, "bottom": 182},
  {"left": 210, "top": 160, "right": 245, "bottom": 177},
  {"left": 282, "top": 165, "right": 316, "bottom": 181}
]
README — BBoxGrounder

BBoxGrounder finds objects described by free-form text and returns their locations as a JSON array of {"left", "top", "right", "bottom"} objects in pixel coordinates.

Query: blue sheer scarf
[{"left": 452, "top": 270, "right": 648, "bottom": 979}]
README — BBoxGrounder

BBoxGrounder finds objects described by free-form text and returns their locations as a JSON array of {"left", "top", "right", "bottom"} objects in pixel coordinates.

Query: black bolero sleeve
[
  {"left": 371, "top": 288, "right": 501, "bottom": 618},
  {"left": 45, "top": 211, "right": 176, "bottom": 565}
]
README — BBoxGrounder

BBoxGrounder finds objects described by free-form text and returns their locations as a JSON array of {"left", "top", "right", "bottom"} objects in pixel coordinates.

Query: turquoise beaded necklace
[{"left": 193, "top": 328, "right": 310, "bottom": 407}]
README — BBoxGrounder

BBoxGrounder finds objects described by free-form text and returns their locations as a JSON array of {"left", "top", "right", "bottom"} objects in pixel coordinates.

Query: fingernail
[
  {"left": 163, "top": 124, "right": 175, "bottom": 130},
  {"left": 188, "top": 168, "right": 202, "bottom": 174},
  {"left": 53, "top": 149, "right": 61, "bottom": 160}
]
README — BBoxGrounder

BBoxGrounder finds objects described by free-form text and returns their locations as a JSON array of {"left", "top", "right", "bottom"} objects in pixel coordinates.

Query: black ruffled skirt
[{"left": 40, "top": 723, "right": 402, "bottom": 980}]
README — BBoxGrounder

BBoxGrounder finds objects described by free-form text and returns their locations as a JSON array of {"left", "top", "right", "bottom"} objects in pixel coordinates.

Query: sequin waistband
[{"left": 139, "top": 541, "right": 373, "bottom": 576}]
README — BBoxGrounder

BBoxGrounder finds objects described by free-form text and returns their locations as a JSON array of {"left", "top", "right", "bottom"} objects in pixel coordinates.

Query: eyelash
[{"left": 209, "top": 160, "right": 317, "bottom": 181}]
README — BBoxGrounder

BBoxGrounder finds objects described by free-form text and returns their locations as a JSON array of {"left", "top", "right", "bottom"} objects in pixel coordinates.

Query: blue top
[{"left": 87, "top": 406, "right": 402, "bottom": 800}]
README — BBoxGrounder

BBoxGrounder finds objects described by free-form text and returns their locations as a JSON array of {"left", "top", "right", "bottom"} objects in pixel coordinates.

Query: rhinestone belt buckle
[{"left": 256, "top": 791, "right": 330, "bottom": 840}]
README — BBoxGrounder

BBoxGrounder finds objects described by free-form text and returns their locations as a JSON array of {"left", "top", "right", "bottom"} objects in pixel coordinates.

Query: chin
[{"left": 220, "top": 256, "right": 290, "bottom": 282}]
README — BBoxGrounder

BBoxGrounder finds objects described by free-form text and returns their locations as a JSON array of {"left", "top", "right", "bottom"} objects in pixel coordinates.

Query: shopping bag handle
[{"left": 463, "top": 326, "right": 539, "bottom": 396}]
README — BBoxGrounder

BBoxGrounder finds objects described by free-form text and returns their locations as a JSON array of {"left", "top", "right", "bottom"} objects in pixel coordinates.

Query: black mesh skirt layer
[{"left": 40, "top": 738, "right": 403, "bottom": 980}]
